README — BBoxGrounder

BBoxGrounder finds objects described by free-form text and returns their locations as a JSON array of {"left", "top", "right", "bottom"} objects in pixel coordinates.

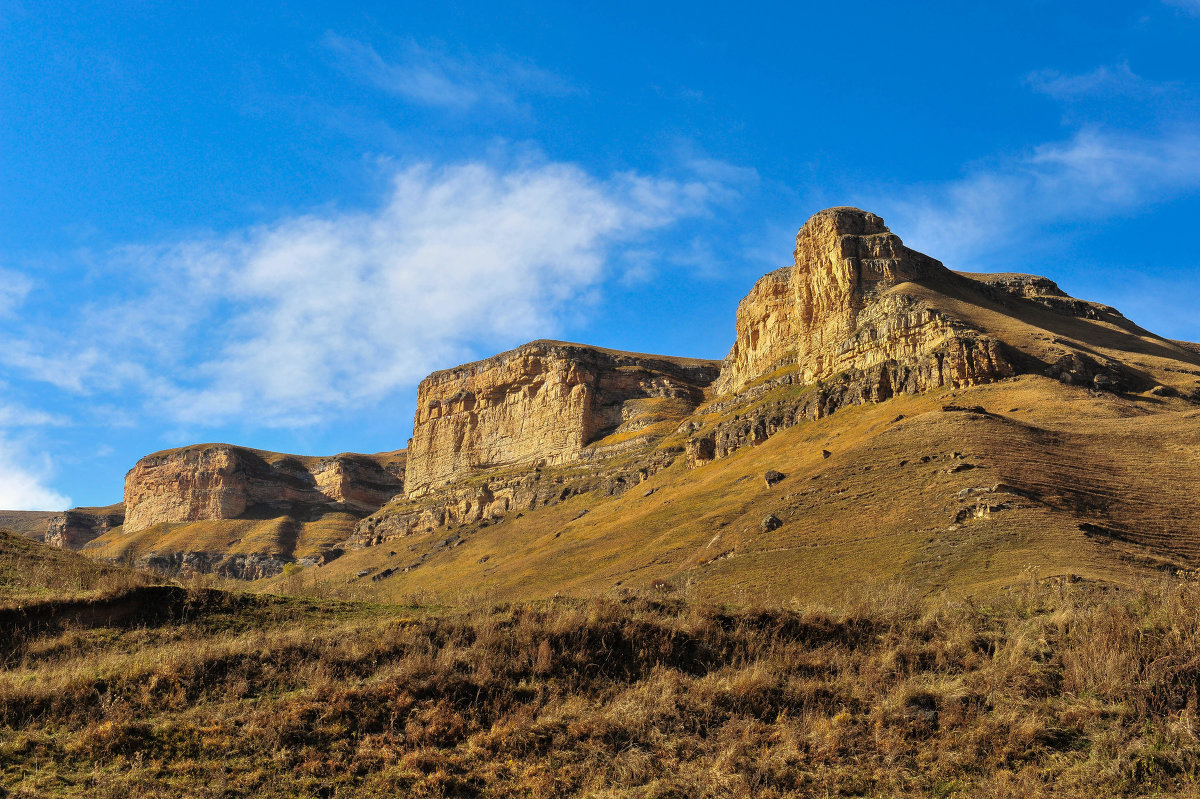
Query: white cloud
[
  {"left": 0, "top": 267, "right": 32, "bottom": 316},
  {"left": 0, "top": 434, "right": 70, "bottom": 511},
  {"left": 873, "top": 128, "right": 1200, "bottom": 268},
  {"left": 323, "top": 33, "right": 573, "bottom": 111},
  {"left": 2, "top": 159, "right": 740, "bottom": 427},
  {"left": 1026, "top": 62, "right": 1167, "bottom": 100},
  {"left": 0, "top": 401, "right": 67, "bottom": 427}
]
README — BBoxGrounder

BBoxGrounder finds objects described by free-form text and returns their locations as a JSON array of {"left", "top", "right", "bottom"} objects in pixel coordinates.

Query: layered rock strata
[
  {"left": 404, "top": 341, "right": 720, "bottom": 497},
  {"left": 45, "top": 505, "right": 125, "bottom": 550},
  {"left": 961, "top": 272, "right": 1120, "bottom": 320},
  {"left": 352, "top": 449, "right": 677, "bottom": 545},
  {"left": 715, "top": 207, "right": 1014, "bottom": 395},
  {"left": 134, "top": 550, "right": 295, "bottom": 580},
  {"left": 124, "top": 445, "right": 404, "bottom": 532}
]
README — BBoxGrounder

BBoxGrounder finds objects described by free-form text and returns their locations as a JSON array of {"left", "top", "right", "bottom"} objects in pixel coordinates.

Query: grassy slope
[
  {"left": 929, "top": 272, "right": 1200, "bottom": 392},
  {"left": 285, "top": 375, "right": 1200, "bottom": 605},
  {"left": 7, "top": 578, "right": 1200, "bottom": 797},
  {"left": 85, "top": 513, "right": 362, "bottom": 562},
  {"left": 0, "top": 529, "right": 153, "bottom": 608},
  {"left": 0, "top": 512, "right": 57, "bottom": 541}
]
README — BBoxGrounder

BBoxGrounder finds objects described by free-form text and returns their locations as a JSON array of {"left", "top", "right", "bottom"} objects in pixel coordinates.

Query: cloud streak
[
  {"left": 323, "top": 33, "right": 574, "bottom": 111},
  {"left": 870, "top": 127, "right": 1200, "bottom": 269},
  {"left": 0, "top": 268, "right": 32, "bottom": 317},
  {"left": 1026, "top": 62, "right": 1170, "bottom": 100}
]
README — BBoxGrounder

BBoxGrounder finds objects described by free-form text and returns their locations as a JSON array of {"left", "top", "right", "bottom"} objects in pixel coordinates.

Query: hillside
[
  {"left": 286, "top": 374, "right": 1200, "bottom": 604},
  {"left": 19, "top": 206, "right": 1200, "bottom": 605},
  {"left": 0, "top": 511, "right": 58, "bottom": 541},
  {"left": 0, "top": 528, "right": 150, "bottom": 608},
  {"left": 6, "top": 574, "right": 1200, "bottom": 797}
]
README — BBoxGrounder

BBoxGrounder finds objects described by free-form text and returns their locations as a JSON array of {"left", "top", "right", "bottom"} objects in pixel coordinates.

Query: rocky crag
[
  {"left": 122, "top": 445, "right": 404, "bottom": 532},
  {"left": 405, "top": 341, "right": 719, "bottom": 497},
  {"left": 52, "top": 206, "right": 1200, "bottom": 576},
  {"left": 45, "top": 505, "right": 125, "bottom": 550},
  {"left": 714, "top": 207, "right": 1013, "bottom": 395},
  {"left": 80, "top": 446, "right": 405, "bottom": 577}
]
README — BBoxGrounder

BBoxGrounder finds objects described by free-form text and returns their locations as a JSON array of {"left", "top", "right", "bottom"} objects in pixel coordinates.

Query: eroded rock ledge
[
  {"left": 714, "top": 207, "right": 1013, "bottom": 395},
  {"left": 404, "top": 341, "right": 720, "bottom": 498},
  {"left": 123, "top": 445, "right": 405, "bottom": 532},
  {"left": 45, "top": 505, "right": 125, "bottom": 550}
]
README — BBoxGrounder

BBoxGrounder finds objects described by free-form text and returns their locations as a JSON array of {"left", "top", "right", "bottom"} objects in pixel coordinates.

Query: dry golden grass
[
  {"left": 6, "top": 576, "right": 1200, "bottom": 796},
  {"left": 83, "top": 510, "right": 362, "bottom": 566},
  {"left": 0, "top": 530, "right": 155, "bottom": 608},
  {"left": 0, "top": 513, "right": 58, "bottom": 541}
]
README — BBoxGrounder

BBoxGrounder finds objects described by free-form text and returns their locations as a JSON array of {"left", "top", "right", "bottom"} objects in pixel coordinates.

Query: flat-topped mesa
[
  {"left": 715, "top": 207, "right": 1013, "bottom": 395},
  {"left": 123, "top": 444, "right": 405, "bottom": 533},
  {"left": 404, "top": 340, "right": 721, "bottom": 497}
]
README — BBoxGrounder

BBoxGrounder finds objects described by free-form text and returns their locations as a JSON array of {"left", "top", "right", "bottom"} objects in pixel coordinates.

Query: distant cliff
[
  {"left": 46, "top": 505, "right": 125, "bottom": 550},
  {"left": 403, "top": 341, "right": 720, "bottom": 497},
  {"left": 122, "top": 445, "right": 404, "bottom": 532}
]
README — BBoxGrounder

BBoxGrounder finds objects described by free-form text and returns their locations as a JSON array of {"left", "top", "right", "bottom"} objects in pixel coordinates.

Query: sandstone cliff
[
  {"left": 715, "top": 207, "right": 1014, "bottom": 396},
  {"left": 404, "top": 341, "right": 720, "bottom": 497},
  {"left": 45, "top": 504, "right": 124, "bottom": 550},
  {"left": 123, "top": 445, "right": 404, "bottom": 532}
]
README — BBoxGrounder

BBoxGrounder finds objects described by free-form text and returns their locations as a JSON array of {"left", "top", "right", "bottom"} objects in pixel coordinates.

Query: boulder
[{"left": 760, "top": 514, "right": 783, "bottom": 532}]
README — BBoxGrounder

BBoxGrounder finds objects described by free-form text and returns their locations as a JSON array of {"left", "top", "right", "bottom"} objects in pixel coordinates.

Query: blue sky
[{"left": 2, "top": 0, "right": 1199, "bottom": 509}]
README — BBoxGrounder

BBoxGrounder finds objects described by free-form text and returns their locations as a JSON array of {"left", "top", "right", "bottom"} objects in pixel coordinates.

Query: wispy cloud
[
  {"left": 875, "top": 127, "right": 1200, "bottom": 268},
  {"left": 323, "top": 33, "right": 574, "bottom": 111},
  {"left": 2, "top": 158, "right": 745, "bottom": 427},
  {"left": 0, "top": 267, "right": 32, "bottom": 317},
  {"left": 0, "top": 400, "right": 68, "bottom": 428},
  {"left": 1026, "top": 62, "right": 1170, "bottom": 100}
]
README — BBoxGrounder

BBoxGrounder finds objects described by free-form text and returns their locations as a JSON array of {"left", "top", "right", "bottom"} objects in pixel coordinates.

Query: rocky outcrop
[
  {"left": 352, "top": 449, "right": 677, "bottom": 546},
  {"left": 960, "top": 272, "right": 1120, "bottom": 320},
  {"left": 45, "top": 505, "right": 124, "bottom": 550},
  {"left": 134, "top": 550, "right": 292, "bottom": 580},
  {"left": 404, "top": 341, "right": 720, "bottom": 497},
  {"left": 123, "top": 445, "right": 404, "bottom": 532},
  {"left": 715, "top": 207, "right": 1014, "bottom": 395}
]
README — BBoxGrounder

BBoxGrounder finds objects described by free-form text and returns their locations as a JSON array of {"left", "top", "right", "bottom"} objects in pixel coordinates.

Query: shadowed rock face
[
  {"left": 45, "top": 506, "right": 124, "bottom": 550},
  {"left": 123, "top": 445, "right": 404, "bottom": 532},
  {"left": 404, "top": 341, "right": 721, "bottom": 497},
  {"left": 715, "top": 207, "right": 1013, "bottom": 395}
]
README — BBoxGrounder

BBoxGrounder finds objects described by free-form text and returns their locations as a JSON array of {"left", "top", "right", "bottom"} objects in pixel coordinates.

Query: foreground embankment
[{"left": 3, "top": 577, "right": 1200, "bottom": 797}]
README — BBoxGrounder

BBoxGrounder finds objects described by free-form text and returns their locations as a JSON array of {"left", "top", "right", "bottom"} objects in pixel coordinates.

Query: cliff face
[
  {"left": 45, "top": 505, "right": 125, "bottom": 550},
  {"left": 404, "top": 341, "right": 720, "bottom": 497},
  {"left": 715, "top": 207, "right": 1013, "bottom": 395},
  {"left": 123, "top": 445, "right": 404, "bottom": 533}
]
